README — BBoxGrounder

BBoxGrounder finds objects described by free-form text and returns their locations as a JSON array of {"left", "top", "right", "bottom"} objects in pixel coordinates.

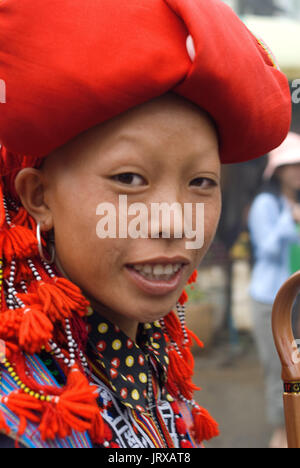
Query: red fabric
[{"left": 0, "top": 0, "right": 291, "bottom": 163}]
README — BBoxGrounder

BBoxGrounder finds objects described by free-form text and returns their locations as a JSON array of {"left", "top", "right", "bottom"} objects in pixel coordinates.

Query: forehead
[{"left": 44, "top": 93, "right": 219, "bottom": 172}]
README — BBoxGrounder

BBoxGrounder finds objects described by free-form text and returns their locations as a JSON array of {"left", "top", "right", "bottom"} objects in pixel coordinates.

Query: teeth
[
  {"left": 131, "top": 263, "right": 183, "bottom": 280},
  {"left": 153, "top": 265, "right": 164, "bottom": 275},
  {"left": 164, "top": 264, "right": 173, "bottom": 275}
]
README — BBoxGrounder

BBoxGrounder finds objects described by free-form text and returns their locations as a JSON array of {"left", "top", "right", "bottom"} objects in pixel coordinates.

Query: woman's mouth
[{"left": 125, "top": 262, "right": 187, "bottom": 296}]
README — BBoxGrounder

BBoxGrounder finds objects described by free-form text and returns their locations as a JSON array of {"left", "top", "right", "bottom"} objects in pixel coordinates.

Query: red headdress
[{"left": 0, "top": 0, "right": 291, "bottom": 447}]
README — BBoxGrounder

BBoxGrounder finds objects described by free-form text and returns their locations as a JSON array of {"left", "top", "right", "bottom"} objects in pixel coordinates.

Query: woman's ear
[{"left": 14, "top": 168, "right": 53, "bottom": 231}]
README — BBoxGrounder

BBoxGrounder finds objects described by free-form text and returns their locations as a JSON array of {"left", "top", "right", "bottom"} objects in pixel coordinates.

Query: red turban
[{"left": 0, "top": 0, "right": 291, "bottom": 164}]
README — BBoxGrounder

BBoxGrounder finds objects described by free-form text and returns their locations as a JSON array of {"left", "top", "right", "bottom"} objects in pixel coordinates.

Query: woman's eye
[
  {"left": 190, "top": 177, "right": 217, "bottom": 189},
  {"left": 112, "top": 172, "right": 146, "bottom": 186}
]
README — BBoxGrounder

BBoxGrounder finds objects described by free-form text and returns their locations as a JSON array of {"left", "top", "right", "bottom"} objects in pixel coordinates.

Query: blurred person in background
[{"left": 248, "top": 132, "right": 300, "bottom": 448}]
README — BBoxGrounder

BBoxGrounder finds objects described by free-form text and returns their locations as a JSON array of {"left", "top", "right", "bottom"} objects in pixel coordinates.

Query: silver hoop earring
[{"left": 36, "top": 222, "right": 55, "bottom": 264}]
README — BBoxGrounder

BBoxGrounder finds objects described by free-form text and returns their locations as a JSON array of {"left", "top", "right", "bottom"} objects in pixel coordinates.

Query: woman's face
[
  {"left": 276, "top": 163, "right": 300, "bottom": 193},
  {"left": 35, "top": 93, "right": 222, "bottom": 337}
]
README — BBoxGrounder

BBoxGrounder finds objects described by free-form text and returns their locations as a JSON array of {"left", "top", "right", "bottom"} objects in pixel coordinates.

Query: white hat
[{"left": 263, "top": 132, "right": 300, "bottom": 180}]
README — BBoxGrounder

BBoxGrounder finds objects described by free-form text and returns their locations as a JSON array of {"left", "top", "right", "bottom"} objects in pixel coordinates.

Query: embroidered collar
[{"left": 86, "top": 310, "right": 170, "bottom": 414}]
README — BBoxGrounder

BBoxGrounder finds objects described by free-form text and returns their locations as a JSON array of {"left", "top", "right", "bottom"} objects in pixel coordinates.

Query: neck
[{"left": 87, "top": 297, "right": 139, "bottom": 342}]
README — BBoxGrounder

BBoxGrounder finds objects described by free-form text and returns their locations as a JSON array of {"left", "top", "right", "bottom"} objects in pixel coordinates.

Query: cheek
[
  {"left": 198, "top": 196, "right": 222, "bottom": 256},
  {"left": 51, "top": 188, "right": 124, "bottom": 284},
  {"left": 184, "top": 196, "right": 221, "bottom": 271}
]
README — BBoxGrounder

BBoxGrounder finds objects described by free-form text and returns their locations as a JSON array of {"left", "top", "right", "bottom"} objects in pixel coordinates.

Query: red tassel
[
  {"left": 0, "top": 408, "right": 10, "bottom": 435},
  {"left": 53, "top": 278, "right": 90, "bottom": 316},
  {"left": 3, "top": 391, "right": 43, "bottom": 436},
  {"left": 110, "top": 442, "right": 120, "bottom": 448},
  {"left": 187, "top": 269, "right": 198, "bottom": 284},
  {"left": 4, "top": 260, "right": 32, "bottom": 285},
  {"left": 175, "top": 417, "right": 187, "bottom": 435},
  {"left": 191, "top": 404, "right": 219, "bottom": 443},
  {"left": 0, "top": 309, "right": 23, "bottom": 340},
  {"left": 38, "top": 402, "right": 71, "bottom": 441},
  {"left": 39, "top": 366, "right": 103, "bottom": 442},
  {"left": 19, "top": 306, "right": 54, "bottom": 354},
  {"left": 167, "top": 348, "right": 199, "bottom": 400},
  {"left": 180, "top": 440, "right": 193, "bottom": 448},
  {"left": 89, "top": 412, "right": 106, "bottom": 444},
  {"left": 36, "top": 281, "right": 72, "bottom": 322},
  {"left": 178, "top": 289, "right": 188, "bottom": 305},
  {"left": 0, "top": 224, "right": 38, "bottom": 262},
  {"left": 163, "top": 311, "right": 184, "bottom": 343},
  {"left": 1, "top": 341, "right": 19, "bottom": 361},
  {"left": 11, "top": 207, "right": 37, "bottom": 232},
  {"left": 187, "top": 328, "right": 204, "bottom": 349}
]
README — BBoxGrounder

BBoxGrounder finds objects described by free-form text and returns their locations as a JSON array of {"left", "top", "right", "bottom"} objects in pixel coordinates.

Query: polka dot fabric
[{"left": 87, "top": 310, "right": 169, "bottom": 414}]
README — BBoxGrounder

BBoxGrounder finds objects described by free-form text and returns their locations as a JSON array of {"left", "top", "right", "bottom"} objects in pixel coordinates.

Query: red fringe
[
  {"left": 163, "top": 311, "right": 184, "bottom": 344},
  {"left": 3, "top": 260, "right": 32, "bottom": 285},
  {"left": 187, "top": 269, "right": 198, "bottom": 284},
  {"left": 2, "top": 364, "right": 104, "bottom": 443},
  {"left": 18, "top": 306, "right": 54, "bottom": 354},
  {"left": 53, "top": 278, "right": 90, "bottom": 317},
  {"left": 178, "top": 289, "right": 188, "bottom": 305},
  {"left": 4, "top": 391, "right": 43, "bottom": 436},
  {"left": 12, "top": 207, "right": 37, "bottom": 232},
  {"left": 191, "top": 404, "right": 219, "bottom": 443},
  {"left": 38, "top": 402, "right": 71, "bottom": 440},
  {"left": 175, "top": 417, "right": 187, "bottom": 435},
  {"left": 0, "top": 408, "right": 10, "bottom": 435},
  {"left": 39, "top": 366, "right": 103, "bottom": 442},
  {"left": 35, "top": 281, "right": 72, "bottom": 322},
  {"left": 0, "top": 224, "right": 38, "bottom": 262},
  {"left": 88, "top": 412, "right": 106, "bottom": 444},
  {"left": 167, "top": 348, "right": 200, "bottom": 400},
  {"left": 0, "top": 309, "right": 23, "bottom": 340}
]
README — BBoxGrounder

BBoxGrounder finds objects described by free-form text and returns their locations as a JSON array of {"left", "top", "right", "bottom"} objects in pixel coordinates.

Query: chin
[{"left": 131, "top": 301, "right": 176, "bottom": 324}]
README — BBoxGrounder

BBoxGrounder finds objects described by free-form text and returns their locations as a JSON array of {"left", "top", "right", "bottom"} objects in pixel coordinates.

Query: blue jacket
[{"left": 248, "top": 192, "right": 300, "bottom": 304}]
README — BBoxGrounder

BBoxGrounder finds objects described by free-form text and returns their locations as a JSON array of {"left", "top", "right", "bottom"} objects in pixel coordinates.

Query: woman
[
  {"left": 0, "top": 0, "right": 291, "bottom": 448},
  {"left": 248, "top": 132, "right": 300, "bottom": 448}
]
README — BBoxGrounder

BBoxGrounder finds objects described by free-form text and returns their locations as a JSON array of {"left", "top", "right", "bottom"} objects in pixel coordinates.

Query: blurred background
[{"left": 190, "top": 0, "right": 300, "bottom": 448}]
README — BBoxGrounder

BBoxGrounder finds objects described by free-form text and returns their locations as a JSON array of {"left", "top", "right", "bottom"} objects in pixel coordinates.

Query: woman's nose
[{"left": 145, "top": 188, "right": 186, "bottom": 240}]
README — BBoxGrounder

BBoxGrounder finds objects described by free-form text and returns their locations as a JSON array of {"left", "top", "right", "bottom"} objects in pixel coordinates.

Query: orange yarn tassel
[
  {"left": 0, "top": 309, "right": 23, "bottom": 340},
  {"left": 3, "top": 391, "right": 43, "bottom": 436},
  {"left": 187, "top": 269, "right": 198, "bottom": 284},
  {"left": 88, "top": 411, "right": 105, "bottom": 444},
  {"left": 39, "top": 366, "right": 103, "bottom": 442},
  {"left": 36, "top": 281, "right": 72, "bottom": 322},
  {"left": 11, "top": 207, "right": 36, "bottom": 232},
  {"left": 178, "top": 289, "right": 188, "bottom": 305},
  {"left": 38, "top": 402, "right": 72, "bottom": 441},
  {"left": 0, "top": 408, "right": 10, "bottom": 435},
  {"left": 53, "top": 278, "right": 90, "bottom": 316},
  {"left": 163, "top": 311, "right": 184, "bottom": 343},
  {"left": 0, "top": 225, "right": 38, "bottom": 262},
  {"left": 167, "top": 348, "right": 199, "bottom": 400},
  {"left": 164, "top": 309, "right": 205, "bottom": 400},
  {"left": 191, "top": 404, "right": 219, "bottom": 443},
  {"left": 19, "top": 306, "right": 54, "bottom": 354},
  {"left": 187, "top": 328, "right": 204, "bottom": 349}
]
